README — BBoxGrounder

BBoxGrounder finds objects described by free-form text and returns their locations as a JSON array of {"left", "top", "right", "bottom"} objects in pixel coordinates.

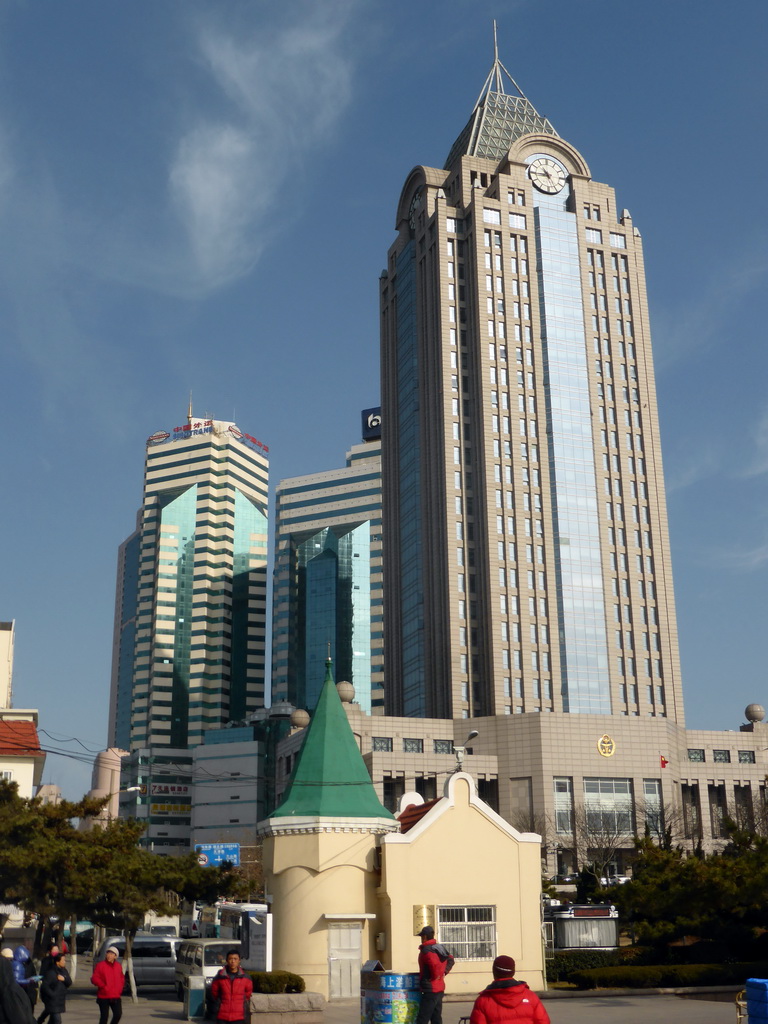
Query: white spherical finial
[
  {"left": 290, "top": 708, "right": 310, "bottom": 729},
  {"left": 336, "top": 680, "right": 355, "bottom": 703}
]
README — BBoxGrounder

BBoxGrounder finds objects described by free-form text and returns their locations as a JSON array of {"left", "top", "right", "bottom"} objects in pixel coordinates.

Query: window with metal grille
[{"left": 438, "top": 906, "right": 496, "bottom": 960}]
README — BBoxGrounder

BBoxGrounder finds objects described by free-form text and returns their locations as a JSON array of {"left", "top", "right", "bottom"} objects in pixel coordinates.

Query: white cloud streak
[
  {"left": 169, "top": 5, "right": 357, "bottom": 292},
  {"left": 741, "top": 405, "right": 768, "bottom": 479},
  {"left": 654, "top": 250, "right": 768, "bottom": 371}
]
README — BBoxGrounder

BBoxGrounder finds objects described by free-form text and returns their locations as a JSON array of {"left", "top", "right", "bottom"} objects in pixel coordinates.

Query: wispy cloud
[
  {"left": 0, "top": 3, "right": 363, "bottom": 427},
  {"left": 0, "top": 123, "right": 15, "bottom": 205},
  {"left": 741, "top": 405, "right": 768, "bottom": 479},
  {"left": 170, "top": 122, "right": 259, "bottom": 285},
  {"left": 665, "top": 445, "right": 723, "bottom": 495},
  {"left": 725, "top": 541, "right": 768, "bottom": 572},
  {"left": 168, "top": 4, "right": 357, "bottom": 292},
  {"left": 654, "top": 248, "right": 768, "bottom": 371}
]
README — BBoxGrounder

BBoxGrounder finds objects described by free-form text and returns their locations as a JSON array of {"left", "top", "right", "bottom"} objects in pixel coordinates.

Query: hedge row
[
  {"left": 546, "top": 950, "right": 621, "bottom": 982},
  {"left": 246, "top": 970, "right": 306, "bottom": 993},
  {"left": 569, "top": 961, "right": 768, "bottom": 990}
]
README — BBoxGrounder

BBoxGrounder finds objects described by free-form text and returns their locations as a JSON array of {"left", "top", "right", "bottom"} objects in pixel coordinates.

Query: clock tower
[{"left": 380, "top": 45, "right": 683, "bottom": 726}]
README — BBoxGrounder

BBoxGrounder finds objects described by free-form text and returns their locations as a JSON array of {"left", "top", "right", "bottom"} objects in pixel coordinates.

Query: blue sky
[{"left": 0, "top": 0, "right": 766, "bottom": 799}]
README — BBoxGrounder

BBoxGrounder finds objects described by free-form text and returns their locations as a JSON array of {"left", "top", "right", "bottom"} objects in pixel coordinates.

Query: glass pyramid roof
[{"left": 444, "top": 49, "right": 558, "bottom": 168}]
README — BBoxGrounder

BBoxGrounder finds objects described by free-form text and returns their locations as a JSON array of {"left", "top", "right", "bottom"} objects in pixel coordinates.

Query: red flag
[{"left": 660, "top": 755, "right": 669, "bottom": 768}]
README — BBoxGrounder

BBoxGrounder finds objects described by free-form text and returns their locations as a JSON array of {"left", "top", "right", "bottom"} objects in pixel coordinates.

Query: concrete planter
[{"left": 249, "top": 991, "right": 326, "bottom": 1024}]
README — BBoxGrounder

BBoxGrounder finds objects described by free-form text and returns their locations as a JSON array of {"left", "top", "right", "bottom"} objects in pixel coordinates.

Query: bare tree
[
  {"left": 635, "top": 797, "right": 689, "bottom": 850},
  {"left": 569, "top": 803, "right": 635, "bottom": 885},
  {"left": 507, "top": 809, "right": 573, "bottom": 880},
  {"left": 507, "top": 808, "right": 554, "bottom": 841}
]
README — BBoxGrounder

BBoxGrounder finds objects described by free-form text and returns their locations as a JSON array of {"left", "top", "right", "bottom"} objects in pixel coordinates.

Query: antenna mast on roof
[{"left": 473, "top": 21, "right": 527, "bottom": 108}]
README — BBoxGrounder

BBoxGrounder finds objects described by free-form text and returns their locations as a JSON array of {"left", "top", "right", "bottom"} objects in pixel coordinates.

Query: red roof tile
[
  {"left": 397, "top": 798, "right": 441, "bottom": 833},
  {"left": 0, "top": 720, "right": 44, "bottom": 758}
]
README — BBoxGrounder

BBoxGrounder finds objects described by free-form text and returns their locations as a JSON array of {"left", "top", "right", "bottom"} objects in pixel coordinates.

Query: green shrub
[
  {"left": 247, "top": 970, "right": 306, "bottom": 993},
  {"left": 569, "top": 961, "right": 768, "bottom": 990},
  {"left": 616, "top": 945, "right": 656, "bottom": 965},
  {"left": 546, "top": 949, "right": 620, "bottom": 982},
  {"left": 665, "top": 940, "right": 734, "bottom": 965}
]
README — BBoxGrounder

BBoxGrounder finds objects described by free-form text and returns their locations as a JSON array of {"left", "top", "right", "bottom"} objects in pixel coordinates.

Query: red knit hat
[{"left": 492, "top": 955, "right": 516, "bottom": 975}]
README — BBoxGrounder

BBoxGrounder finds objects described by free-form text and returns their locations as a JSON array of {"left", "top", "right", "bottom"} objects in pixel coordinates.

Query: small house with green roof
[{"left": 258, "top": 662, "right": 544, "bottom": 1000}]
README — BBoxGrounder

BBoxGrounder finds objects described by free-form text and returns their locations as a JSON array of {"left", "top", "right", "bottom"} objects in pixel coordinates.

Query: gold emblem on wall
[
  {"left": 413, "top": 905, "right": 435, "bottom": 935},
  {"left": 597, "top": 734, "right": 616, "bottom": 757}
]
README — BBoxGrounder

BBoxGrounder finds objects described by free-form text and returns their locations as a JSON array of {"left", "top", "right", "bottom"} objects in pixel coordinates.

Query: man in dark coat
[
  {"left": 39, "top": 953, "right": 71, "bottom": 1024},
  {"left": 36, "top": 946, "right": 60, "bottom": 1024},
  {"left": 0, "top": 955, "right": 36, "bottom": 1024},
  {"left": 469, "top": 955, "right": 549, "bottom": 1024}
]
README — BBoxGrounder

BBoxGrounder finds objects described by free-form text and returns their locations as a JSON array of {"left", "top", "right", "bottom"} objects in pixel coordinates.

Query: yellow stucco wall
[
  {"left": 262, "top": 823, "right": 385, "bottom": 996},
  {"left": 379, "top": 774, "right": 544, "bottom": 994}
]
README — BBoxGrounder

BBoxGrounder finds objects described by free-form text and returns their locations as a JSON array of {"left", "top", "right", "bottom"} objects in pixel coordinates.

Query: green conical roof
[{"left": 270, "top": 661, "right": 395, "bottom": 820}]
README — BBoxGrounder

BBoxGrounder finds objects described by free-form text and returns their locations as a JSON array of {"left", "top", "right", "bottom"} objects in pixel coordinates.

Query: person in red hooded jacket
[{"left": 469, "top": 955, "right": 549, "bottom": 1024}]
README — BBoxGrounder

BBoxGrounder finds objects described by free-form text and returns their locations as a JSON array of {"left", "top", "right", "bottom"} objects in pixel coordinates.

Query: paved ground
[{"left": 53, "top": 980, "right": 741, "bottom": 1024}]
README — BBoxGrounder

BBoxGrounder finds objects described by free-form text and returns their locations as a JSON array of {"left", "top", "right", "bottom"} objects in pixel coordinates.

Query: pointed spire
[
  {"left": 269, "top": 659, "right": 394, "bottom": 820},
  {"left": 187, "top": 392, "right": 193, "bottom": 423},
  {"left": 444, "top": 26, "right": 558, "bottom": 168}
]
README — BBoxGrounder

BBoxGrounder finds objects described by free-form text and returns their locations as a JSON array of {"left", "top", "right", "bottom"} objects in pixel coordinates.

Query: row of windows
[
  {"left": 585, "top": 228, "right": 627, "bottom": 248},
  {"left": 372, "top": 737, "right": 454, "bottom": 754},
  {"left": 688, "top": 748, "right": 756, "bottom": 764},
  {"left": 589, "top": 270, "right": 631, "bottom": 294}
]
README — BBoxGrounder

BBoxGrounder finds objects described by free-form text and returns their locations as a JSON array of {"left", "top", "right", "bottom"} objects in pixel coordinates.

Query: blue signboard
[{"left": 195, "top": 843, "right": 240, "bottom": 867}]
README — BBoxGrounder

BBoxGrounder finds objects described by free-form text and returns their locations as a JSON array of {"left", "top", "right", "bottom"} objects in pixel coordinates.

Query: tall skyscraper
[
  {"left": 109, "top": 410, "right": 269, "bottom": 752},
  {"left": 271, "top": 411, "right": 383, "bottom": 714},
  {"left": 380, "top": 50, "right": 683, "bottom": 724}
]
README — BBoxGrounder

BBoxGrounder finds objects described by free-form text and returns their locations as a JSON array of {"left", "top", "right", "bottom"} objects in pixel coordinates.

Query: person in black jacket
[
  {"left": 36, "top": 946, "right": 60, "bottom": 1024},
  {"left": 39, "top": 953, "right": 71, "bottom": 1024},
  {"left": 0, "top": 954, "right": 36, "bottom": 1024}
]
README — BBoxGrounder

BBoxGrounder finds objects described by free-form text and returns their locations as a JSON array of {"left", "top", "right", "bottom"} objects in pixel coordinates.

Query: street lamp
[{"left": 453, "top": 729, "right": 479, "bottom": 772}]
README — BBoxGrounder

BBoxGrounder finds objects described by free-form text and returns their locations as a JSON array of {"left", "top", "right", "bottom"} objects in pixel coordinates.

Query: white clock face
[{"left": 529, "top": 157, "right": 567, "bottom": 194}]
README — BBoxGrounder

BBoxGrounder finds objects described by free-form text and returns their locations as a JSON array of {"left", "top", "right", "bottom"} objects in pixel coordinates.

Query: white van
[
  {"left": 95, "top": 935, "right": 181, "bottom": 989},
  {"left": 173, "top": 939, "right": 241, "bottom": 1000}
]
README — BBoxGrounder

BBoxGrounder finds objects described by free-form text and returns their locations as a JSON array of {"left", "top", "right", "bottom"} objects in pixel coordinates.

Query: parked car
[
  {"left": 95, "top": 935, "right": 181, "bottom": 989},
  {"left": 174, "top": 939, "right": 241, "bottom": 1001}
]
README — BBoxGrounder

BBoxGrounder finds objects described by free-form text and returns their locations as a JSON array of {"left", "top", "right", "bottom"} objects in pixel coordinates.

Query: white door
[{"left": 328, "top": 923, "right": 362, "bottom": 1000}]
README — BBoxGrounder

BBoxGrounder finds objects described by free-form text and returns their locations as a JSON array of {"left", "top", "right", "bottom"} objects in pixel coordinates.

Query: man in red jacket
[
  {"left": 415, "top": 927, "right": 450, "bottom": 1024},
  {"left": 469, "top": 955, "right": 549, "bottom": 1024},
  {"left": 90, "top": 947, "right": 124, "bottom": 1024},
  {"left": 209, "top": 950, "right": 253, "bottom": 1024}
]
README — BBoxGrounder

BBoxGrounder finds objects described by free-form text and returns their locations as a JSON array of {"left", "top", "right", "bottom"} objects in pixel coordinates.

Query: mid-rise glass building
[
  {"left": 109, "top": 411, "right": 269, "bottom": 752},
  {"left": 109, "top": 411, "right": 269, "bottom": 853},
  {"left": 272, "top": 415, "right": 383, "bottom": 713}
]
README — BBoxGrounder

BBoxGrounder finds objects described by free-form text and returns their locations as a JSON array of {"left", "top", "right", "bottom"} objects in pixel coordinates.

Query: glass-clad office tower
[
  {"left": 272, "top": 415, "right": 383, "bottom": 714},
  {"left": 109, "top": 411, "right": 269, "bottom": 752},
  {"left": 380, "top": 53, "right": 683, "bottom": 723}
]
